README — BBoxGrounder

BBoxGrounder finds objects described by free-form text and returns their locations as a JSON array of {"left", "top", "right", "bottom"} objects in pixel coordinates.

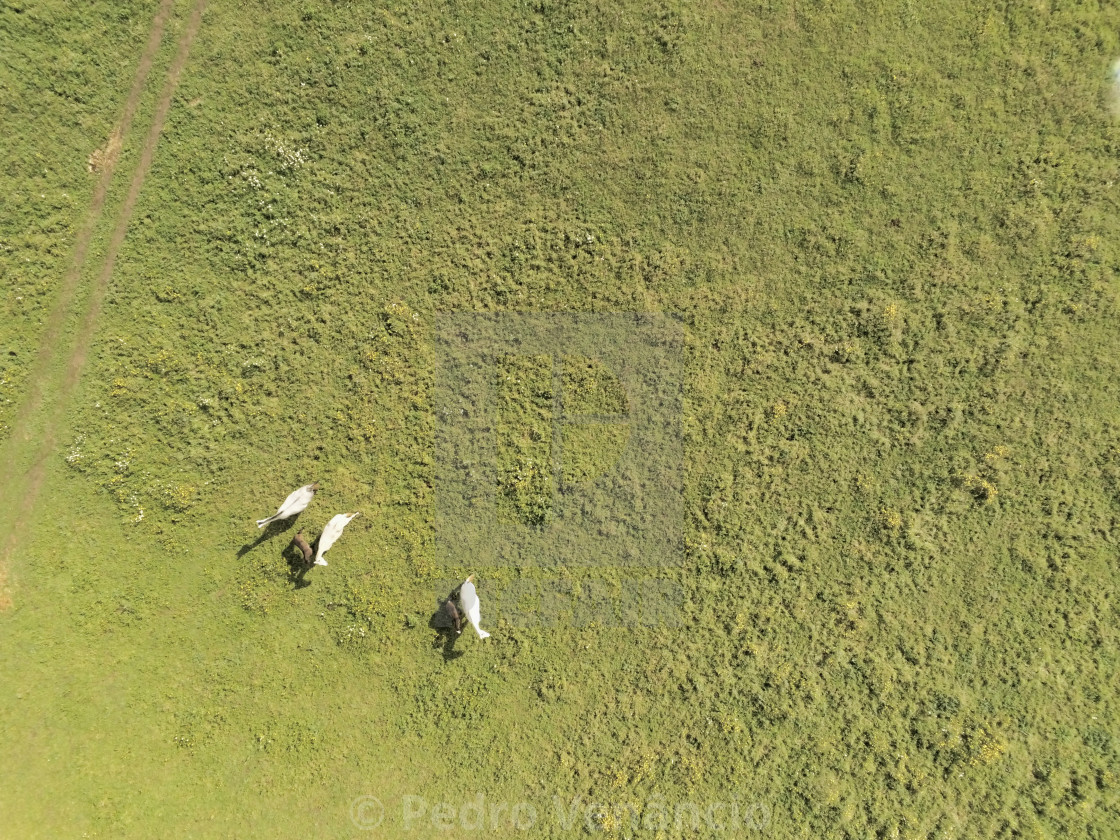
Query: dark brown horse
[{"left": 291, "top": 530, "right": 314, "bottom": 568}]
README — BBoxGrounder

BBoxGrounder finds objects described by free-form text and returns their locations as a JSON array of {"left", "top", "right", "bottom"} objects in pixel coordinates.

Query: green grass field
[{"left": 2, "top": 0, "right": 1119, "bottom": 836}]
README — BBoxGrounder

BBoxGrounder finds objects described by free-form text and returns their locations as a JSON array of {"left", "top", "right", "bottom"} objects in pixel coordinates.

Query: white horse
[
  {"left": 459, "top": 575, "right": 490, "bottom": 639},
  {"left": 314, "top": 512, "right": 360, "bottom": 566},
  {"left": 256, "top": 483, "right": 319, "bottom": 528}
]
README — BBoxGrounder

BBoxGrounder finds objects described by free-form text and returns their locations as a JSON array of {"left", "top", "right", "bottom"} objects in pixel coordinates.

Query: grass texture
[{"left": 1, "top": 0, "right": 1119, "bottom": 836}]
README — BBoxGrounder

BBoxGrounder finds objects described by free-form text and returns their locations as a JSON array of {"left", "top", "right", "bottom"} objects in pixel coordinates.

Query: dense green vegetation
[{"left": 2, "top": 0, "right": 1119, "bottom": 836}]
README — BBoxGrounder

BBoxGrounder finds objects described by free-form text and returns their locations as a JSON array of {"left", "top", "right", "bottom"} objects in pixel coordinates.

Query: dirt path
[
  {"left": 0, "top": 0, "right": 208, "bottom": 611},
  {"left": 3, "top": 0, "right": 175, "bottom": 451}
]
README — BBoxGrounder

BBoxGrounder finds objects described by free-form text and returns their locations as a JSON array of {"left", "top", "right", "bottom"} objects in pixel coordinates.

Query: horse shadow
[
  {"left": 429, "top": 600, "right": 464, "bottom": 661},
  {"left": 237, "top": 516, "right": 300, "bottom": 558},
  {"left": 284, "top": 539, "right": 317, "bottom": 589},
  {"left": 236, "top": 516, "right": 320, "bottom": 590}
]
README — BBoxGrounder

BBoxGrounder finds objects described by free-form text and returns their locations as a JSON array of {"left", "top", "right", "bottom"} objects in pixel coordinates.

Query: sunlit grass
[{"left": 1, "top": 0, "right": 1119, "bottom": 836}]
